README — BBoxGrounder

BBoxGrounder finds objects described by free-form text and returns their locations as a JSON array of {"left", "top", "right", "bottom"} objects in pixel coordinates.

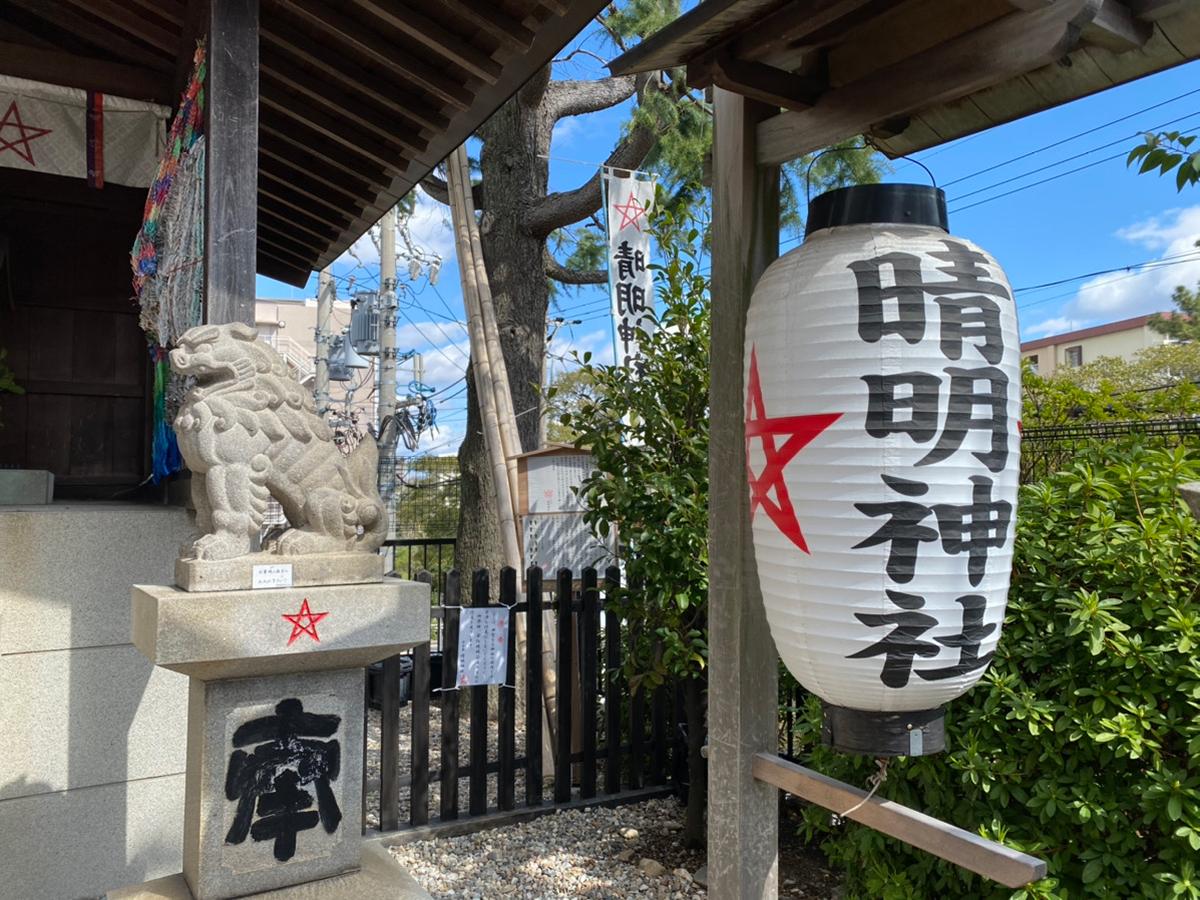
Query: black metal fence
[
  {"left": 386, "top": 538, "right": 455, "bottom": 606},
  {"left": 1021, "top": 416, "right": 1200, "bottom": 482},
  {"left": 369, "top": 566, "right": 686, "bottom": 834}
]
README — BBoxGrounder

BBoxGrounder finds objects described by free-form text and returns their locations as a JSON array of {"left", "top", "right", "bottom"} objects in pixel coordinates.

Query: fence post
[
  {"left": 651, "top": 674, "right": 667, "bottom": 786},
  {"left": 604, "top": 565, "right": 622, "bottom": 795},
  {"left": 410, "top": 571, "right": 433, "bottom": 827},
  {"left": 629, "top": 623, "right": 644, "bottom": 791},
  {"left": 498, "top": 567, "right": 517, "bottom": 811},
  {"left": 379, "top": 651, "right": 402, "bottom": 831},
  {"left": 469, "top": 569, "right": 490, "bottom": 816},
  {"left": 440, "top": 571, "right": 462, "bottom": 820},
  {"left": 580, "top": 568, "right": 599, "bottom": 800},
  {"left": 554, "top": 568, "right": 574, "bottom": 804},
  {"left": 525, "top": 567, "right": 544, "bottom": 807}
]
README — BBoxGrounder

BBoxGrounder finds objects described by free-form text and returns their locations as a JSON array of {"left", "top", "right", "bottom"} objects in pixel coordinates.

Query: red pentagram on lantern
[
  {"left": 612, "top": 191, "right": 649, "bottom": 231},
  {"left": 282, "top": 598, "right": 328, "bottom": 646},
  {"left": 0, "top": 101, "right": 53, "bottom": 166},
  {"left": 745, "top": 347, "right": 841, "bottom": 553}
]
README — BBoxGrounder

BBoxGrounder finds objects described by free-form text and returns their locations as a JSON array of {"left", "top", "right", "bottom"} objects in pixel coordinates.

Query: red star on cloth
[
  {"left": 745, "top": 346, "right": 841, "bottom": 554},
  {"left": 282, "top": 598, "right": 328, "bottom": 646},
  {"left": 612, "top": 191, "right": 649, "bottom": 231},
  {"left": 0, "top": 101, "right": 53, "bottom": 166}
]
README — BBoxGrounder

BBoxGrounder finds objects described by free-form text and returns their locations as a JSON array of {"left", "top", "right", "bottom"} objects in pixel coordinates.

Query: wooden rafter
[
  {"left": 257, "top": 133, "right": 380, "bottom": 200},
  {"left": 258, "top": 162, "right": 371, "bottom": 226},
  {"left": 3, "top": 0, "right": 175, "bottom": 67},
  {"left": 58, "top": 0, "right": 179, "bottom": 55},
  {"left": 257, "top": 202, "right": 340, "bottom": 247},
  {"left": 731, "top": 0, "right": 883, "bottom": 60},
  {"left": 690, "top": 51, "right": 824, "bottom": 111},
  {"left": 0, "top": 39, "right": 172, "bottom": 103},
  {"left": 755, "top": 1, "right": 1114, "bottom": 165},
  {"left": 279, "top": 0, "right": 474, "bottom": 110},
  {"left": 259, "top": 52, "right": 429, "bottom": 157},
  {"left": 436, "top": 0, "right": 535, "bottom": 51},
  {"left": 1076, "top": 0, "right": 1153, "bottom": 51},
  {"left": 259, "top": 16, "right": 448, "bottom": 133},
  {"left": 258, "top": 101, "right": 398, "bottom": 182},
  {"left": 346, "top": 0, "right": 503, "bottom": 82}
]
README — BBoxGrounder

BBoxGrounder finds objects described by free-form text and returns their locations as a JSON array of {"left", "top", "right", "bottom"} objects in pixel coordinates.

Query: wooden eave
[
  {"left": 609, "top": 0, "right": 1200, "bottom": 166},
  {"left": 0, "top": 0, "right": 608, "bottom": 286}
]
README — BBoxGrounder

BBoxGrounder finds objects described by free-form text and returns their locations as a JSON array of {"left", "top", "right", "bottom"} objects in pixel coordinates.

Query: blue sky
[{"left": 255, "top": 42, "right": 1200, "bottom": 456}]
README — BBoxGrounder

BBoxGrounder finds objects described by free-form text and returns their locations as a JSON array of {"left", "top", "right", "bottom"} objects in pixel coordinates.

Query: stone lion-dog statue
[{"left": 171, "top": 322, "right": 387, "bottom": 561}]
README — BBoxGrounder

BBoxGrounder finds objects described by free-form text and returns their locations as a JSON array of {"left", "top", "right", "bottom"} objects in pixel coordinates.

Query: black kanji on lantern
[
  {"left": 853, "top": 474, "right": 939, "bottom": 583},
  {"left": 862, "top": 372, "right": 942, "bottom": 442},
  {"left": 916, "top": 594, "right": 996, "bottom": 681},
  {"left": 848, "top": 589, "right": 940, "bottom": 688},
  {"left": 224, "top": 698, "right": 343, "bottom": 862},
  {"left": 932, "top": 476, "right": 1012, "bottom": 587},
  {"left": 936, "top": 294, "right": 1003, "bottom": 364},
  {"left": 850, "top": 251, "right": 928, "bottom": 344},
  {"left": 916, "top": 365, "right": 1009, "bottom": 472}
]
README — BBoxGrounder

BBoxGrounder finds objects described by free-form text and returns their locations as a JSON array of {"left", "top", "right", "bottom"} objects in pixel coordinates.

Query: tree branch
[
  {"left": 419, "top": 173, "right": 484, "bottom": 209},
  {"left": 544, "top": 246, "right": 607, "bottom": 285},
  {"left": 524, "top": 118, "right": 658, "bottom": 237},
  {"left": 546, "top": 73, "right": 638, "bottom": 121}
]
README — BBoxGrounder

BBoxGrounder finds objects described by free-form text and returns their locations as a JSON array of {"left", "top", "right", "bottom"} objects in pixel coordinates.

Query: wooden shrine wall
[{"left": 0, "top": 169, "right": 149, "bottom": 497}]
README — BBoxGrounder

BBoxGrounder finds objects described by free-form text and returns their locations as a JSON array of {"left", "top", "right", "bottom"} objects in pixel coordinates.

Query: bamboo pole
[{"left": 446, "top": 147, "right": 560, "bottom": 752}]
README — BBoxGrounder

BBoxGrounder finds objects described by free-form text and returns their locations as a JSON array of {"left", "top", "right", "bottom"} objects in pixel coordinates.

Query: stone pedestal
[
  {"left": 115, "top": 576, "right": 430, "bottom": 900},
  {"left": 0, "top": 468, "right": 54, "bottom": 504}
]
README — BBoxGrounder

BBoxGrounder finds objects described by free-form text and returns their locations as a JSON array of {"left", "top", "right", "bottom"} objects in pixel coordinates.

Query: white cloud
[
  {"left": 1032, "top": 205, "right": 1200, "bottom": 336},
  {"left": 335, "top": 186, "right": 455, "bottom": 274}
]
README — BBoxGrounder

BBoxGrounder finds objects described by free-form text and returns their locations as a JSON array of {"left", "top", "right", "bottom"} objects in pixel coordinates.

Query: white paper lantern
[{"left": 744, "top": 184, "right": 1020, "bottom": 756}]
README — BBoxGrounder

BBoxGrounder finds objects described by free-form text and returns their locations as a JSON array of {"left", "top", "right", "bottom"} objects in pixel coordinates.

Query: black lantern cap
[
  {"left": 805, "top": 183, "right": 949, "bottom": 237},
  {"left": 821, "top": 702, "right": 946, "bottom": 757}
]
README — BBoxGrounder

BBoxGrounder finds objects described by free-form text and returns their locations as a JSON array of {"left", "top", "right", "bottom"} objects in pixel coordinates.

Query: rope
[{"left": 833, "top": 757, "right": 890, "bottom": 825}]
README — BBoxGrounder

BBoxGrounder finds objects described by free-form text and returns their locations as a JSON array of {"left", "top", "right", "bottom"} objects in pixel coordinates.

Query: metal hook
[{"left": 805, "top": 147, "right": 938, "bottom": 203}]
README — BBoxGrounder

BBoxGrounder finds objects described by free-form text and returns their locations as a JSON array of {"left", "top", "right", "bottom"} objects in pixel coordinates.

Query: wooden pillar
[
  {"left": 203, "top": 0, "right": 259, "bottom": 327},
  {"left": 707, "top": 87, "right": 781, "bottom": 900}
]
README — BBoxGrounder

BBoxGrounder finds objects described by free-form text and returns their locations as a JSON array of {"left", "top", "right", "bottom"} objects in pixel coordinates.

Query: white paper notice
[
  {"left": 526, "top": 453, "right": 594, "bottom": 513},
  {"left": 252, "top": 563, "right": 294, "bottom": 589},
  {"left": 456, "top": 607, "right": 510, "bottom": 687},
  {"left": 522, "top": 512, "right": 616, "bottom": 574}
]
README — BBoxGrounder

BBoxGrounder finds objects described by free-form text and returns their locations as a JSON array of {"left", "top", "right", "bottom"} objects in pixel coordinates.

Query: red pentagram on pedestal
[
  {"left": 282, "top": 598, "right": 328, "bottom": 646},
  {"left": 745, "top": 346, "right": 841, "bottom": 553},
  {"left": 612, "top": 191, "right": 649, "bottom": 231},
  {"left": 0, "top": 101, "right": 53, "bottom": 166}
]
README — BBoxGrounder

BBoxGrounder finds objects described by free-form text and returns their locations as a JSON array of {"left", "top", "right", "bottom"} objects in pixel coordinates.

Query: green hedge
[{"left": 794, "top": 443, "right": 1200, "bottom": 899}]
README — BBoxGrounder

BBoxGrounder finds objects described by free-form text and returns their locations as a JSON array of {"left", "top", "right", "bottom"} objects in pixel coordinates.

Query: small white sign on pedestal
[
  {"left": 252, "top": 563, "right": 294, "bottom": 589},
  {"left": 456, "top": 607, "right": 509, "bottom": 687}
]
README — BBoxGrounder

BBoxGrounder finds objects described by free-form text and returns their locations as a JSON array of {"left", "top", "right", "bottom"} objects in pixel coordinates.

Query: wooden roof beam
[
  {"left": 1077, "top": 0, "right": 1153, "bottom": 51},
  {"left": 435, "top": 0, "right": 535, "bottom": 52},
  {"left": 257, "top": 131, "right": 380, "bottom": 200},
  {"left": 260, "top": 17, "right": 447, "bottom": 133},
  {"left": 756, "top": 0, "right": 1106, "bottom": 166},
  {"left": 4, "top": 0, "right": 174, "bottom": 68},
  {"left": 0, "top": 39, "right": 172, "bottom": 103},
  {"left": 1125, "top": 0, "right": 1190, "bottom": 21},
  {"left": 259, "top": 51, "right": 429, "bottom": 156},
  {"left": 279, "top": 0, "right": 474, "bottom": 110},
  {"left": 258, "top": 162, "right": 370, "bottom": 225},
  {"left": 58, "top": 0, "right": 179, "bottom": 56},
  {"left": 690, "top": 52, "right": 824, "bottom": 111},
  {"left": 258, "top": 98, "right": 402, "bottom": 180},
  {"left": 346, "top": 0, "right": 503, "bottom": 83},
  {"left": 731, "top": 0, "right": 884, "bottom": 61}
]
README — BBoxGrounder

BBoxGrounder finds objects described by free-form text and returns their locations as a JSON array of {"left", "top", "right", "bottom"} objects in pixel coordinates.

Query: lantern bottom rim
[{"left": 820, "top": 703, "right": 945, "bottom": 757}]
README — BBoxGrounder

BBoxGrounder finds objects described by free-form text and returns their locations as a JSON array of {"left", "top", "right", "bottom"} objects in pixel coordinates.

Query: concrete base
[
  {"left": 132, "top": 577, "right": 430, "bottom": 680},
  {"left": 0, "top": 468, "right": 53, "bottom": 504},
  {"left": 176, "top": 552, "right": 385, "bottom": 593},
  {"left": 108, "top": 842, "right": 432, "bottom": 899},
  {"left": 183, "top": 669, "right": 365, "bottom": 899}
]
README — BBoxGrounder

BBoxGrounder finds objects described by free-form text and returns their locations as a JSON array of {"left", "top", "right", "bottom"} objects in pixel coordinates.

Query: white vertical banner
[{"left": 603, "top": 168, "right": 656, "bottom": 371}]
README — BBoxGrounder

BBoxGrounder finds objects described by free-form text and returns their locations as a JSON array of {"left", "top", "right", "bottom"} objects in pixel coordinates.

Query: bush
[{"left": 793, "top": 442, "right": 1200, "bottom": 899}]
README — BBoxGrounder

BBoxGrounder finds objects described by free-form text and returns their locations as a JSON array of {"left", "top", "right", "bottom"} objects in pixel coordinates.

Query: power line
[
  {"left": 948, "top": 109, "right": 1200, "bottom": 205},
  {"left": 941, "top": 87, "right": 1200, "bottom": 188},
  {"left": 1017, "top": 254, "right": 1200, "bottom": 311},
  {"left": 949, "top": 149, "right": 1130, "bottom": 214},
  {"left": 1013, "top": 249, "right": 1200, "bottom": 293}
]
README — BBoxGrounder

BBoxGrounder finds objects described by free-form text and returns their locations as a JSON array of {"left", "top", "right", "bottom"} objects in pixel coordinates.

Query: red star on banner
[
  {"left": 745, "top": 346, "right": 841, "bottom": 553},
  {"left": 612, "top": 191, "right": 649, "bottom": 231},
  {"left": 0, "top": 101, "right": 53, "bottom": 166},
  {"left": 282, "top": 598, "right": 328, "bottom": 646}
]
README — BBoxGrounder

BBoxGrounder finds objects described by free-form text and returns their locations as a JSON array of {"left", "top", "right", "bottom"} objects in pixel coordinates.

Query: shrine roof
[
  {"left": 609, "top": 0, "right": 1200, "bottom": 167},
  {"left": 0, "top": 0, "right": 606, "bottom": 285}
]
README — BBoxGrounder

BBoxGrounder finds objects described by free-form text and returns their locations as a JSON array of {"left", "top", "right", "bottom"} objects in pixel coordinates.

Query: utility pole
[{"left": 314, "top": 267, "right": 333, "bottom": 417}]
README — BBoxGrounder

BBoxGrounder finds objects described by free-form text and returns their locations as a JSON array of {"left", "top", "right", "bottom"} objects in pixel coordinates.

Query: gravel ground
[{"left": 389, "top": 798, "right": 705, "bottom": 899}]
